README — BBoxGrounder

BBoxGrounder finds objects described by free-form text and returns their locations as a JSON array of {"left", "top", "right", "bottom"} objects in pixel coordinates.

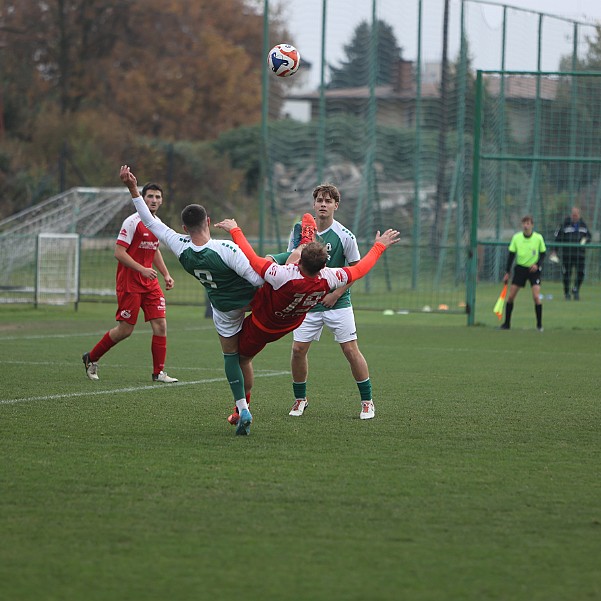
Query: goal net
[{"left": 35, "top": 233, "right": 80, "bottom": 307}]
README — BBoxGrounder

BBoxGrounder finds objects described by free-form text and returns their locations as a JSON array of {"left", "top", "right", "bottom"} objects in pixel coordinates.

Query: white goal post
[{"left": 35, "top": 233, "right": 80, "bottom": 309}]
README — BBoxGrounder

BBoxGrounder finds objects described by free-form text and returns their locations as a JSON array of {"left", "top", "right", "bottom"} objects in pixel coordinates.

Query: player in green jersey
[
  {"left": 500, "top": 215, "right": 546, "bottom": 331},
  {"left": 121, "top": 165, "right": 262, "bottom": 435},
  {"left": 271, "top": 183, "right": 376, "bottom": 420}
]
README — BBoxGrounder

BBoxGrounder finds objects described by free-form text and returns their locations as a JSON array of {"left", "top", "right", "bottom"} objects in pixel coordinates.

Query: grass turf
[{"left": 0, "top": 303, "right": 600, "bottom": 600}]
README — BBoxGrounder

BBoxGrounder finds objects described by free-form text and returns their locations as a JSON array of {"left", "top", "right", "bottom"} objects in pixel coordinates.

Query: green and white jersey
[
  {"left": 133, "top": 197, "right": 262, "bottom": 311},
  {"left": 508, "top": 231, "right": 546, "bottom": 268},
  {"left": 287, "top": 219, "right": 361, "bottom": 312}
]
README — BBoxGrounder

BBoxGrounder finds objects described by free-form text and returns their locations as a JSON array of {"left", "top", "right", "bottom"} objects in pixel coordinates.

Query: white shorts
[
  {"left": 293, "top": 307, "right": 358, "bottom": 344},
  {"left": 211, "top": 306, "right": 247, "bottom": 338}
]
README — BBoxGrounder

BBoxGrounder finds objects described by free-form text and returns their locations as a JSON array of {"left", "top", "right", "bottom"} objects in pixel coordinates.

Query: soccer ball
[{"left": 267, "top": 44, "right": 301, "bottom": 77}]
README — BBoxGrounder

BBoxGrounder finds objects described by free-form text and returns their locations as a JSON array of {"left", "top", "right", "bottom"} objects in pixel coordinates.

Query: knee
[
  {"left": 240, "top": 356, "right": 253, "bottom": 370},
  {"left": 341, "top": 341, "right": 363, "bottom": 362},
  {"left": 291, "top": 343, "right": 309, "bottom": 361},
  {"left": 152, "top": 319, "right": 167, "bottom": 337},
  {"left": 112, "top": 323, "right": 134, "bottom": 341}
]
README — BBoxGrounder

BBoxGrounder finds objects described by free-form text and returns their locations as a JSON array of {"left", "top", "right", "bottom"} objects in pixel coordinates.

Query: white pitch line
[
  {"left": 418, "top": 346, "right": 600, "bottom": 356},
  {"left": 0, "top": 325, "right": 214, "bottom": 341},
  {"left": 0, "top": 361, "right": 241, "bottom": 371},
  {"left": 0, "top": 371, "right": 289, "bottom": 406}
]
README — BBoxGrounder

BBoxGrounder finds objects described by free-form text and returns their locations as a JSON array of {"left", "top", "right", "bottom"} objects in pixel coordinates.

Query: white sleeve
[
  {"left": 216, "top": 241, "right": 265, "bottom": 286},
  {"left": 343, "top": 234, "right": 361, "bottom": 264},
  {"left": 322, "top": 267, "right": 350, "bottom": 290},
  {"left": 262, "top": 263, "right": 298, "bottom": 290},
  {"left": 132, "top": 196, "right": 188, "bottom": 258},
  {"left": 117, "top": 215, "right": 136, "bottom": 246}
]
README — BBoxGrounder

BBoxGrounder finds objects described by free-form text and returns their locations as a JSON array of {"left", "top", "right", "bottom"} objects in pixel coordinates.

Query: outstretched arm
[
  {"left": 343, "top": 229, "right": 400, "bottom": 282},
  {"left": 121, "top": 165, "right": 140, "bottom": 198},
  {"left": 119, "top": 164, "right": 188, "bottom": 259},
  {"left": 121, "top": 164, "right": 161, "bottom": 230},
  {"left": 214, "top": 219, "right": 274, "bottom": 276}
]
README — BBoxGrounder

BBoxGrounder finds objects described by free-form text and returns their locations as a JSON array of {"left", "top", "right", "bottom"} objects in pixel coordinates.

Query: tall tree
[
  {"left": 327, "top": 20, "right": 403, "bottom": 89},
  {"left": 432, "top": 0, "right": 451, "bottom": 246},
  {"left": 0, "top": 0, "right": 290, "bottom": 211},
  {"left": 0, "top": 0, "right": 282, "bottom": 141},
  {"left": 545, "top": 25, "right": 601, "bottom": 195},
  {"left": 0, "top": 0, "right": 131, "bottom": 116}
]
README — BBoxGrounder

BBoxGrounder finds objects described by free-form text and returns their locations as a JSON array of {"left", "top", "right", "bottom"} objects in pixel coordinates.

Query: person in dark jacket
[{"left": 552, "top": 207, "right": 591, "bottom": 300}]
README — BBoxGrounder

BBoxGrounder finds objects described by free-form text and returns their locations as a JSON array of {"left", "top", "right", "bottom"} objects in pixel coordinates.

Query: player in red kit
[
  {"left": 215, "top": 218, "right": 399, "bottom": 432},
  {"left": 82, "top": 182, "right": 177, "bottom": 383}
]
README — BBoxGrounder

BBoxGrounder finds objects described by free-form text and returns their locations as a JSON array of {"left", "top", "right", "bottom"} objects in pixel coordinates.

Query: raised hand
[
  {"left": 120, "top": 165, "right": 138, "bottom": 195},
  {"left": 214, "top": 219, "right": 238, "bottom": 233},
  {"left": 374, "top": 229, "right": 400, "bottom": 248}
]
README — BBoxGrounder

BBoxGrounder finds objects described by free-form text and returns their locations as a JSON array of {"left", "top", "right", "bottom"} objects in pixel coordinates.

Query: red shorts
[
  {"left": 238, "top": 315, "right": 291, "bottom": 358},
  {"left": 115, "top": 288, "right": 166, "bottom": 325}
]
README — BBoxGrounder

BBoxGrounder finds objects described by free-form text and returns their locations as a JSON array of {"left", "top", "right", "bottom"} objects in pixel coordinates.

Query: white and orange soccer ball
[{"left": 267, "top": 43, "right": 301, "bottom": 77}]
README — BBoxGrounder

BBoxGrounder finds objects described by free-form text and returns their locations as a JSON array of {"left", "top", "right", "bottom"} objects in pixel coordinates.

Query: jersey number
[
  {"left": 194, "top": 269, "right": 217, "bottom": 289},
  {"left": 276, "top": 291, "right": 325, "bottom": 317}
]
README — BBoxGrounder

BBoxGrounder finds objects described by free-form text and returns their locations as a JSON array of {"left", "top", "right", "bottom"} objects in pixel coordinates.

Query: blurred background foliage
[{"left": 0, "top": 0, "right": 291, "bottom": 227}]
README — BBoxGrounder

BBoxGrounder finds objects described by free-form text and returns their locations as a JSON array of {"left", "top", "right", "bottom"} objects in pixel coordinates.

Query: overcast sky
[
  {"left": 283, "top": 0, "right": 601, "bottom": 91},
  {"left": 505, "top": 0, "right": 601, "bottom": 22}
]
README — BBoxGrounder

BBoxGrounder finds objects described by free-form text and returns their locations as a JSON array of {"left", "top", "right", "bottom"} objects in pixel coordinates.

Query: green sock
[
  {"left": 357, "top": 378, "right": 372, "bottom": 401},
  {"left": 223, "top": 353, "right": 245, "bottom": 401},
  {"left": 293, "top": 381, "right": 307, "bottom": 399}
]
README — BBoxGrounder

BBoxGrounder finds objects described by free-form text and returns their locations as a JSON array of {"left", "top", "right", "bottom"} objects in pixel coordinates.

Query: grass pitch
[{"left": 1, "top": 302, "right": 600, "bottom": 601}]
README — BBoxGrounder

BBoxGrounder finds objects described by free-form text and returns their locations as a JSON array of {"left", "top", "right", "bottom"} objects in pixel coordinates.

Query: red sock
[
  {"left": 151, "top": 335, "right": 167, "bottom": 376},
  {"left": 90, "top": 332, "right": 117, "bottom": 362}
]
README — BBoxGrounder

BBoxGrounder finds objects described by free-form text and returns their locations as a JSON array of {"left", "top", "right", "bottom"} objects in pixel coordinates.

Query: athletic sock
[
  {"left": 151, "top": 335, "right": 167, "bottom": 376},
  {"left": 90, "top": 332, "right": 117, "bottom": 362},
  {"left": 356, "top": 378, "right": 372, "bottom": 401},
  {"left": 231, "top": 392, "right": 252, "bottom": 417},
  {"left": 504, "top": 301, "right": 514, "bottom": 327},
  {"left": 223, "top": 353, "right": 245, "bottom": 402},
  {"left": 535, "top": 304, "right": 543, "bottom": 328},
  {"left": 235, "top": 398, "right": 249, "bottom": 413},
  {"left": 293, "top": 381, "right": 307, "bottom": 400}
]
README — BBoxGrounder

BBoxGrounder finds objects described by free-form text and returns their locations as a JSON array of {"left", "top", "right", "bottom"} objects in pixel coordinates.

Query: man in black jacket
[{"left": 552, "top": 207, "right": 592, "bottom": 300}]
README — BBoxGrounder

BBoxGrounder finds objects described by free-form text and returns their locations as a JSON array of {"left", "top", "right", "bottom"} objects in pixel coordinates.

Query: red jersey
[
  {"left": 116, "top": 212, "right": 162, "bottom": 294},
  {"left": 229, "top": 225, "right": 386, "bottom": 337},
  {"left": 250, "top": 262, "right": 350, "bottom": 334}
]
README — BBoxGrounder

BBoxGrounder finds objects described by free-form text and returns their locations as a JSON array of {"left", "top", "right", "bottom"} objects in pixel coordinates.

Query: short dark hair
[
  {"left": 181, "top": 204, "right": 208, "bottom": 233},
  {"left": 300, "top": 242, "right": 328, "bottom": 275},
  {"left": 312, "top": 183, "right": 340, "bottom": 204},
  {"left": 521, "top": 215, "right": 533, "bottom": 224},
  {"left": 141, "top": 182, "right": 163, "bottom": 198}
]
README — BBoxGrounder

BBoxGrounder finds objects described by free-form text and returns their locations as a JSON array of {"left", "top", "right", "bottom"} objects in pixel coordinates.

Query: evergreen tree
[{"left": 327, "top": 20, "right": 403, "bottom": 89}]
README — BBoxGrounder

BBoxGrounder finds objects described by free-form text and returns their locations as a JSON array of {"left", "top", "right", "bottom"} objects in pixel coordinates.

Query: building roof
[
  {"left": 288, "top": 74, "right": 560, "bottom": 102},
  {"left": 485, "top": 75, "right": 559, "bottom": 100},
  {"left": 288, "top": 82, "right": 440, "bottom": 102}
]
